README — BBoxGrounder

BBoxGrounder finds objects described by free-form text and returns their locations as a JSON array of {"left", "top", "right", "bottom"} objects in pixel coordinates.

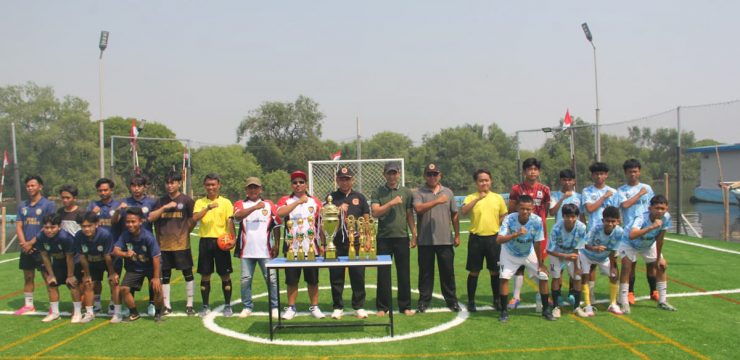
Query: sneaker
[
  {"left": 447, "top": 303, "right": 461, "bottom": 312},
  {"left": 107, "top": 304, "right": 115, "bottom": 315},
  {"left": 542, "top": 308, "right": 556, "bottom": 321},
  {"left": 42, "top": 312, "right": 61, "bottom": 323},
  {"left": 650, "top": 291, "right": 660, "bottom": 302},
  {"left": 163, "top": 307, "right": 172, "bottom": 316},
  {"left": 283, "top": 306, "right": 297, "bottom": 320},
  {"left": 110, "top": 314, "right": 123, "bottom": 324},
  {"left": 331, "top": 308, "right": 343, "bottom": 319},
  {"left": 417, "top": 304, "right": 427, "bottom": 313},
  {"left": 199, "top": 306, "right": 210, "bottom": 317},
  {"left": 185, "top": 306, "right": 196, "bottom": 316},
  {"left": 127, "top": 313, "right": 141, "bottom": 322},
  {"left": 507, "top": 298, "right": 520, "bottom": 310},
  {"left": 499, "top": 310, "right": 509, "bottom": 322},
  {"left": 552, "top": 307, "right": 561, "bottom": 319},
  {"left": 607, "top": 304, "right": 623, "bottom": 315},
  {"left": 14, "top": 305, "right": 36, "bottom": 315},
  {"left": 147, "top": 303, "right": 156, "bottom": 317},
  {"left": 71, "top": 312, "right": 82, "bottom": 323},
  {"left": 80, "top": 313, "right": 95, "bottom": 323},
  {"left": 93, "top": 304, "right": 102, "bottom": 313},
  {"left": 467, "top": 302, "right": 477, "bottom": 313},
  {"left": 239, "top": 308, "right": 253, "bottom": 318},
  {"left": 621, "top": 303, "right": 631, "bottom": 315},
  {"left": 310, "top": 306, "right": 325, "bottom": 319},
  {"left": 355, "top": 308, "right": 368, "bottom": 319},
  {"left": 584, "top": 305, "right": 596, "bottom": 317},
  {"left": 223, "top": 305, "right": 233, "bottom": 317},
  {"left": 574, "top": 307, "right": 588, "bottom": 318},
  {"left": 270, "top": 308, "right": 279, "bottom": 319},
  {"left": 658, "top": 302, "right": 677, "bottom": 311},
  {"left": 154, "top": 313, "right": 164, "bottom": 323},
  {"left": 627, "top": 292, "right": 635, "bottom": 305}
]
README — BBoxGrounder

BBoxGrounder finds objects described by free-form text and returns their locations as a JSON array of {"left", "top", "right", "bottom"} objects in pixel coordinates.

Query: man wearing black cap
[
  {"left": 371, "top": 161, "right": 416, "bottom": 316},
  {"left": 328, "top": 167, "right": 371, "bottom": 319},
  {"left": 413, "top": 163, "right": 461, "bottom": 312}
]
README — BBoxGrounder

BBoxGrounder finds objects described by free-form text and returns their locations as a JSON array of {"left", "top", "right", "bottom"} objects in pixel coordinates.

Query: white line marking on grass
[
  {"left": 202, "top": 285, "right": 468, "bottom": 346},
  {"left": 0, "top": 257, "right": 19, "bottom": 264},
  {"left": 664, "top": 237, "right": 740, "bottom": 255}
]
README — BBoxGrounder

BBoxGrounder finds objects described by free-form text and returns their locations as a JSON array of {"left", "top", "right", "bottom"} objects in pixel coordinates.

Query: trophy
[
  {"left": 367, "top": 217, "right": 377, "bottom": 260},
  {"left": 357, "top": 217, "right": 367, "bottom": 260},
  {"left": 320, "top": 196, "right": 339, "bottom": 261},
  {"left": 347, "top": 215, "right": 357, "bottom": 260},
  {"left": 296, "top": 218, "right": 306, "bottom": 261},
  {"left": 285, "top": 220, "right": 295, "bottom": 261},
  {"left": 307, "top": 216, "right": 316, "bottom": 261}
]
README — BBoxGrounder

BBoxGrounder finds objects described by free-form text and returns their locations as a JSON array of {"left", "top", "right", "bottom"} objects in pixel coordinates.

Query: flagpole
[{"left": 11, "top": 123, "right": 22, "bottom": 205}]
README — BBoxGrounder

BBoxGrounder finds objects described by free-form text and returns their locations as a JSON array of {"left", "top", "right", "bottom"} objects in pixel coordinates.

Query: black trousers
[
  {"left": 376, "top": 237, "right": 411, "bottom": 312},
  {"left": 418, "top": 245, "right": 458, "bottom": 307},
  {"left": 330, "top": 244, "right": 366, "bottom": 310}
]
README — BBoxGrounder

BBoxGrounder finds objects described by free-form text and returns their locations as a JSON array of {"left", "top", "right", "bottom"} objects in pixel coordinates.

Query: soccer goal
[{"left": 308, "top": 158, "right": 405, "bottom": 201}]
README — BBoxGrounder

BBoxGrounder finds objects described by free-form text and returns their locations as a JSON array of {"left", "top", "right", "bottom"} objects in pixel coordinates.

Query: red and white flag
[
  {"left": 2, "top": 150, "right": 9, "bottom": 168},
  {"left": 330, "top": 150, "right": 342, "bottom": 160},
  {"left": 563, "top": 109, "right": 573, "bottom": 128},
  {"left": 130, "top": 119, "right": 139, "bottom": 143}
]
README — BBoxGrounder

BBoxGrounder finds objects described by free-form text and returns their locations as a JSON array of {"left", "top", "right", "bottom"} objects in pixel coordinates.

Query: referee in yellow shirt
[
  {"left": 193, "top": 174, "right": 235, "bottom": 317},
  {"left": 460, "top": 169, "right": 508, "bottom": 312}
]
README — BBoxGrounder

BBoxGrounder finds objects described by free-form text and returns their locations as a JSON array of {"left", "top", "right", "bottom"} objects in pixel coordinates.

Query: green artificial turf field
[{"left": 0, "top": 221, "right": 738, "bottom": 359}]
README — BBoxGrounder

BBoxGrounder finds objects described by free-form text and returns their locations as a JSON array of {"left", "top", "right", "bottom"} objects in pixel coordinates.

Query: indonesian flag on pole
[
  {"left": 330, "top": 150, "right": 342, "bottom": 160},
  {"left": 563, "top": 109, "right": 573, "bottom": 128},
  {"left": 2, "top": 150, "right": 9, "bottom": 168},
  {"left": 130, "top": 119, "right": 139, "bottom": 143}
]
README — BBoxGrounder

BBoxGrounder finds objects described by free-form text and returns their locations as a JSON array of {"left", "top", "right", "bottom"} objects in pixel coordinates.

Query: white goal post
[{"left": 308, "top": 158, "right": 405, "bottom": 201}]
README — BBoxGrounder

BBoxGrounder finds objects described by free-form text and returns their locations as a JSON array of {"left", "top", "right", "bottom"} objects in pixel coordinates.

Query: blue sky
[{"left": 2, "top": 1, "right": 739, "bottom": 149}]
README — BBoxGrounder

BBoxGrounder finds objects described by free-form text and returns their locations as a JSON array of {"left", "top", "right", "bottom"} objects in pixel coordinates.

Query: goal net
[{"left": 308, "top": 158, "right": 405, "bottom": 202}]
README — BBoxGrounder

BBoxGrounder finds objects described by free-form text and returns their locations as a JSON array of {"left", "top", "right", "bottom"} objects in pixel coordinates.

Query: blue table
[{"left": 265, "top": 255, "right": 394, "bottom": 340}]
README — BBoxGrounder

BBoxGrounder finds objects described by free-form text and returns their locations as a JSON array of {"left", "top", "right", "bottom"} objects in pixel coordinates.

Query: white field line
[
  {"left": 0, "top": 257, "right": 19, "bottom": 264},
  {"left": 663, "top": 237, "right": 740, "bottom": 255}
]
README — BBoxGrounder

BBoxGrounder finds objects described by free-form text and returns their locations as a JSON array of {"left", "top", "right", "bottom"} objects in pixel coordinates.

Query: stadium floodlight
[
  {"left": 582, "top": 22, "right": 601, "bottom": 161},
  {"left": 98, "top": 31, "right": 109, "bottom": 177}
]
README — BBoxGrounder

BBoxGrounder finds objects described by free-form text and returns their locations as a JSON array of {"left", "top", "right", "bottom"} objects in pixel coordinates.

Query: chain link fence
[{"left": 308, "top": 159, "right": 405, "bottom": 201}]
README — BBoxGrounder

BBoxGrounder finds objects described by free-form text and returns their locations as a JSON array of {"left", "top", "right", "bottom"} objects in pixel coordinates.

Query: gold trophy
[
  {"left": 296, "top": 218, "right": 306, "bottom": 261},
  {"left": 357, "top": 217, "right": 367, "bottom": 260},
  {"left": 368, "top": 217, "right": 377, "bottom": 260},
  {"left": 307, "top": 216, "right": 316, "bottom": 261},
  {"left": 347, "top": 215, "right": 357, "bottom": 260},
  {"left": 285, "top": 220, "right": 295, "bottom": 261},
  {"left": 320, "top": 196, "right": 339, "bottom": 261}
]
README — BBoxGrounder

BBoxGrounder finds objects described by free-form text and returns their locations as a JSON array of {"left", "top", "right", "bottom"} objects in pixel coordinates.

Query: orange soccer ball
[{"left": 217, "top": 233, "right": 235, "bottom": 251}]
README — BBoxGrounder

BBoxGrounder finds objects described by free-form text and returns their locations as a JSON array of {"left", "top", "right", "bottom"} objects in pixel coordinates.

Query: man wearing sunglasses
[
  {"left": 276, "top": 170, "right": 325, "bottom": 320},
  {"left": 413, "top": 163, "right": 461, "bottom": 313}
]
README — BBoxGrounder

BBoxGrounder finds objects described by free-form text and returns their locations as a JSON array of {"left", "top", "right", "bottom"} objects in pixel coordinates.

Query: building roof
[{"left": 686, "top": 144, "right": 740, "bottom": 154}]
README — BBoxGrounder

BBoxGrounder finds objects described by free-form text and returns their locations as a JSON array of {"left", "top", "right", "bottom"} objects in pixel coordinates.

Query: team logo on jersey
[
  {"left": 22, "top": 207, "right": 28, "bottom": 215},
  {"left": 594, "top": 239, "right": 601, "bottom": 245},
  {"left": 44, "top": 244, "right": 51, "bottom": 251},
  {"left": 142, "top": 245, "right": 148, "bottom": 252},
  {"left": 307, "top": 206, "right": 314, "bottom": 214},
  {"left": 126, "top": 243, "right": 134, "bottom": 251},
  {"left": 57, "top": 244, "right": 62, "bottom": 250},
  {"left": 591, "top": 195, "right": 598, "bottom": 200},
  {"left": 36, "top": 208, "right": 42, "bottom": 216},
  {"left": 142, "top": 207, "right": 149, "bottom": 213},
  {"left": 261, "top": 209, "right": 268, "bottom": 216},
  {"left": 537, "top": 190, "right": 543, "bottom": 198},
  {"left": 97, "top": 245, "right": 104, "bottom": 252},
  {"left": 81, "top": 244, "right": 88, "bottom": 253},
  {"left": 176, "top": 203, "right": 184, "bottom": 210},
  {"left": 352, "top": 198, "right": 360, "bottom": 206},
  {"left": 109, "top": 210, "right": 116, "bottom": 216}
]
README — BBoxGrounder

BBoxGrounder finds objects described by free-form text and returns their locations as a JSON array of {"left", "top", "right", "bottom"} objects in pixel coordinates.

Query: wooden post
[
  {"left": 1, "top": 207, "right": 6, "bottom": 255},
  {"left": 664, "top": 173, "right": 670, "bottom": 202},
  {"left": 715, "top": 146, "right": 729, "bottom": 240}
]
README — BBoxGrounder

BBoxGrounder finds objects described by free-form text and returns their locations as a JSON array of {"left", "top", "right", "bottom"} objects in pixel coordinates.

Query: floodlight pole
[
  {"left": 98, "top": 31, "right": 110, "bottom": 178},
  {"left": 582, "top": 23, "right": 601, "bottom": 161}
]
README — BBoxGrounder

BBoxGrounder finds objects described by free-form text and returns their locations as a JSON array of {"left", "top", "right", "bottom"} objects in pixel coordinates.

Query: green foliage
[
  {"left": 106, "top": 117, "right": 184, "bottom": 196},
  {"left": 191, "top": 145, "right": 262, "bottom": 200},
  {"left": 237, "top": 95, "right": 325, "bottom": 172},
  {"left": 262, "top": 170, "right": 291, "bottom": 201}
]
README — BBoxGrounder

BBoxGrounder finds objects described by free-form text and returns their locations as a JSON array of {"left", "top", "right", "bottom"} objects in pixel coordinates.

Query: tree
[
  {"left": 262, "top": 170, "right": 291, "bottom": 201},
  {"left": 0, "top": 82, "right": 98, "bottom": 199},
  {"left": 236, "top": 96, "right": 324, "bottom": 172},
  {"left": 191, "top": 145, "right": 262, "bottom": 200}
]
